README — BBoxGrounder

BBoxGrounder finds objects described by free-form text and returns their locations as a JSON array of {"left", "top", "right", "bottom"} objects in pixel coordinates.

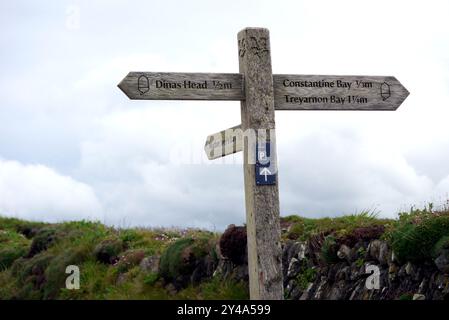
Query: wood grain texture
[
  {"left": 238, "top": 28, "right": 284, "bottom": 300},
  {"left": 118, "top": 72, "right": 244, "bottom": 100},
  {"left": 204, "top": 125, "right": 243, "bottom": 160},
  {"left": 273, "top": 74, "right": 409, "bottom": 110}
]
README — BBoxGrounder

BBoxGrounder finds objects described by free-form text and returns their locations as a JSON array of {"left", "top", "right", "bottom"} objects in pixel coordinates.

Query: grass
[
  {"left": 398, "top": 293, "right": 413, "bottom": 300},
  {"left": 284, "top": 206, "right": 449, "bottom": 265},
  {"left": 433, "top": 235, "right": 449, "bottom": 257},
  {"left": 294, "top": 258, "right": 316, "bottom": 290},
  {"left": 320, "top": 235, "right": 339, "bottom": 264},
  {"left": 1, "top": 204, "right": 448, "bottom": 299},
  {"left": 0, "top": 229, "right": 30, "bottom": 270},
  {"left": 0, "top": 216, "right": 228, "bottom": 300},
  {"left": 159, "top": 234, "right": 218, "bottom": 288},
  {"left": 385, "top": 208, "right": 449, "bottom": 262},
  {"left": 283, "top": 210, "right": 391, "bottom": 241},
  {"left": 159, "top": 237, "right": 195, "bottom": 280}
]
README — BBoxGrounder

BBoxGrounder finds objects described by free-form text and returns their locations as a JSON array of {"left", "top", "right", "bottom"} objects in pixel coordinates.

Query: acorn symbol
[
  {"left": 138, "top": 75, "right": 150, "bottom": 95},
  {"left": 380, "top": 82, "right": 391, "bottom": 101}
]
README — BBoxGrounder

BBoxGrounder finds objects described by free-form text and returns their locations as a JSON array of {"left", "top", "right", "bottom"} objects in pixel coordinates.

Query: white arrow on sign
[{"left": 260, "top": 167, "right": 272, "bottom": 182}]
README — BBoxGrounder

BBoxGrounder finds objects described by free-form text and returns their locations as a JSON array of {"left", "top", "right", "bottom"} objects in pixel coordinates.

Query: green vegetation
[
  {"left": 355, "top": 258, "right": 364, "bottom": 268},
  {"left": 0, "top": 216, "right": 230, "bottom": 300},
  {"left": 285, "top": 206, "right": 449, "bottom": 265},
  {"left": 398, "top": 293, "right": 413, "bottom": 300},
  {"left": 320, "top": 235, "right": 339, "bottom": 264},
  {"left": 143, "top": 272, "right": 159, "bottom": 286},
  {"left": 433, "top": 235, "right": 449, "bottom": 258},
  {"left": 284, "top": 210, "right": 391, "bottom": 241},
  {"left": 160, "top": 237, "right": 195, "bottom": 281},
  {"left": 295, "top": 258, "right": 316, "bottom": 290},
  {"left": 200, "top": 277, "right": 248, "bottom": 300},
  {"left": 93, "top": 238, "right": 124, "bottom": 264},
  {"left": 159, "top": 235, "right": 218, "bottom": 284},
  {"left": 355, "top": 247, "right": 366, "bottom": 267},
  {"left": 0, "top": 204, "right": 448, "bottom": 299},
  {"left": 385, "top": 207, "right": 449, "bottom": 262},
  {"left": 0, "top": 230, "right": 30, "bottom": 270}
]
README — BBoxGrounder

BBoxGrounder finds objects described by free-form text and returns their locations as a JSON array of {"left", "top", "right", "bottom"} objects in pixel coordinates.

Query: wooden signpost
[
  {"left": 273, "top": 75, "right": 409, "bottom": 110},
  {"left": 118, "top": 27, "right": 409, "bottom": 300},
  {"left": 118, "top": 72, "right": 244, "bottom": 100}
]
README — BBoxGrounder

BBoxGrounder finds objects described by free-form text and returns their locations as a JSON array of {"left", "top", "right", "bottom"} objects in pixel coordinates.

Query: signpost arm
[{"left": 238, "top": 28, "right": 284, "bottom": 300}]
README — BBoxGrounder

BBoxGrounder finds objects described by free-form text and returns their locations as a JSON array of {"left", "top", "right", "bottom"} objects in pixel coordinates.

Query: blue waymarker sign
[{"left": 255, "top": 142, "right": 276, "bottom": 185}]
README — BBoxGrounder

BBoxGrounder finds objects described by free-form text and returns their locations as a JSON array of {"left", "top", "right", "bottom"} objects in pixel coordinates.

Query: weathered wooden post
[{"left": 238, "top": 28, "right": 283, "bottom": 300}]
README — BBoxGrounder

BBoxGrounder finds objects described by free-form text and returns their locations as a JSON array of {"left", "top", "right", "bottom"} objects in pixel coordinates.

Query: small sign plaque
[{"left": 255, "top": 142, "right": 276, "bottom": 185}]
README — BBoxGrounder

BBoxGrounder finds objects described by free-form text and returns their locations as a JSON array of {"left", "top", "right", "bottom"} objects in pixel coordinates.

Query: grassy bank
[
  {"left": 0, "top": 204, "right": 448, "bottom": 300},
  {"left": 0, "top": 218, "right": 246, "bottom": 299}
]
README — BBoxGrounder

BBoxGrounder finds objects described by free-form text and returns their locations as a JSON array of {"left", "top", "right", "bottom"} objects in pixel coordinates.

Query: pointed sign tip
[
  {"left": 404, "top": 86, "right": 410, "bottom": 98},
  {"left": 117, "top": 75, "right": 133, "bottom": 100},
  {"left": 396, "top": 77, "right": 410, "bottom": 109}
]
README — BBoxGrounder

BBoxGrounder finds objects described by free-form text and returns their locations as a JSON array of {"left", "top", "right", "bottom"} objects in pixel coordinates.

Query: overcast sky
[{"left": 0, "top": 0, "right": 448, "bottom": 230}]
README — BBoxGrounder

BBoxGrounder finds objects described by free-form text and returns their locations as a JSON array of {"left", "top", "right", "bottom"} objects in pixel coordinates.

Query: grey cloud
[{"left": 0, "top": 0, "right": 448, "bottom": 229}]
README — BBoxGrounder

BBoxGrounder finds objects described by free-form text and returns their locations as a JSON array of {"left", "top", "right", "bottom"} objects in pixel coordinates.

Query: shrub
[
  {"left": 0, "top": 217, "right": 46, "bottom": 234},
  {"left": 159, "top": 238, "right": 195, "bottom": 281},
  {"left": 0, "top": 229, "right": 30, "bottom": 270},
  {"left": 296, "top": 267, "right": 316, "bottom": 290},
  {"left": 159, "top": 238, "right": 194, "bottom": 279},
  {"left": 115, "top": 249, "right": 145, "bottom": 273},
  {"left": 27, "top": 228, "right": 58, "bottom": 258},
  {"left": 219, "top": 225, "right": 247, "bottom": 265},
  {"left": 10, "top": 252, "right": 55, "bottom": 299},
  {"left": 143, "top": 272, "right": 160, "bottom": 286},
  {"left": 200, "top": 277, "right": 249, "bottom": 300},
  {"left": 389, "top": 215, "right": 449, "bottom": 262},
  {"left": 0, "top": 247, "right": 27, "bottom": 271},
  {"left": 282, "top": 212, "right": 389, "bottom": 242},
  {"left": 337, "top": 225, "right": 386, "bottom": 247},
  {"left": 43, "top": 247, "right": 90, "bottom": 299},
  {"left": 94, "top": 238, "right": 124, "bottom": 264},
  {"left": 119, "top": 229, "right": 143, "bottom": 244},
  {"left": 320, "top": 235, "right": 339, "bottom": 264},
  {"left": 398, "top": 293, "right": 413, "bottom": 300},
  {"left": 287, "top": 223, "right": 304, "bottom": 240},
  {"left": 432, "top": 235, "right": 449, "bottom": 258},
  {"left": 355, "top": 258, "right": 365, "bottom": 268},
  {"left": 15, "top": 224, "right": 41, "bottom": 239},
  {"left": 159, "top": 236, "right": 217, "bottom": 286}
]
